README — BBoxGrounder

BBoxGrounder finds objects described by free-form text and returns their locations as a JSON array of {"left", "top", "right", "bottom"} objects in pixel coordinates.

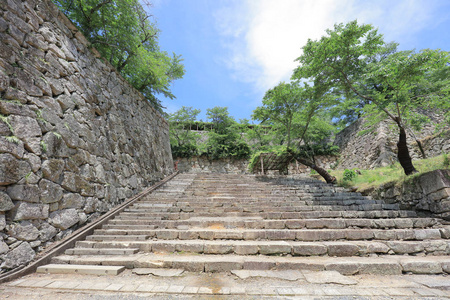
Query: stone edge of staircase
[{"left": 0, "top": 172, "right": 179, "bottom": 284}]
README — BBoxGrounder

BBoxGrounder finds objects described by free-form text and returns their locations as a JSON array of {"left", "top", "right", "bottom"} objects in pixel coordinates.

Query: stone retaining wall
[
  {"left": 0, "top": 0, "right": 173, "bottom": 272},
  {"left": 334, "top": 116, "right": 447, "bottom": 170},
  {"left": 175, "top": 155, "right": 338, "bottom": 175},
  {"left": 363, "top": 169, "right": 450, "bottom": 220}
]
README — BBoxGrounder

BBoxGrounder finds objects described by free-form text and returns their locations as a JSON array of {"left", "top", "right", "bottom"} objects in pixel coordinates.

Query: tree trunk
[
  {"left": 291, "top": 154, "right": 336, "bottom": 184},
  {"left": 397, "top": 126, "right": 418, "bottom": 175}
]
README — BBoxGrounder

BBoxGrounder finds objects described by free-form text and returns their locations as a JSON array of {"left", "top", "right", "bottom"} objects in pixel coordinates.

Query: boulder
[
  {"left": 7, "top": 222, "right": 40, "bottom": 241},
  {"left": 39, "top": 179, "right": 63, "bottom": 204},
  {"left": 0, "top": 240, "right": 8, "bottom": 255},
  {"left": 49, "top": 208, "right": 79, "bottom": 230},
  {"left": 11, "top": 202, "right": 49, "bottom": 221},
  {"left": 0, "top": 214, "right": 6, "bottom": 231},
  {"left": 42, "top": 159, "right": 65, "bottom": 183},
  {"left": 6, "top": 184, "right": 40, "bottom": 203},
  {"left": 0, "top": 153, "right": 31, "bottom": 185},
  {"left": 39, "top": 222, "right": 57, "bottom": 242},
  {"left": 0, "top": 191, "right": 15, "bottom": 211},
  {"left": 1, "top": 241, "right": 35, "bottom": 269},
  {"left": 60, "top": 193, "right": 84, "bottom": 209}
]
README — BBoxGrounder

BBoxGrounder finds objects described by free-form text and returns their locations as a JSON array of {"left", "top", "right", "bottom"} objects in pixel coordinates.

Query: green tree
[
  {"left": 252, "top": 81, "right": 337, "bottom": 183},
  {"left": 167, "top": 106, "right": 200, "bottom": 158},
  {"left": 52, "top": 0, "right": 185, "bottom": 110},
  {"left": 252, "top": 82, "right": 303, "bottom": 149},
  {"left": 294, "top": 20, "right": 450, "bottom": 175},
  {"left": 204, "top": 107, "right": 251, "bottom": 160}
]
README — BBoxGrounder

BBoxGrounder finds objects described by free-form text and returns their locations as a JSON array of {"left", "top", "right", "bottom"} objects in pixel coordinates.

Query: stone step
[
  {"left": 124, "top": 204, "right": 400, "bottom": 213},
  {"left": 86, "top": 235, "right": 149, "bottom": 241},
  {"left": 103, "top": 217, "right": 441, "bottom": 230},
  {"left": 50, "top": 254, "right": 450, "bottom": 275},
  {"left": 36, "top": 264, "right": 125, "bottom": 275},
  {"left": 73, "top": 239, "right": 450, "bottom": 256},
  {"left": 65, "top": 248, "right": 140, "bottom": 255},
  {"left": 109, "top": 210, "right": 418, "bottom": 220},
  {"left": 90, "top": 228, "right": 447, "bottom": 241}
]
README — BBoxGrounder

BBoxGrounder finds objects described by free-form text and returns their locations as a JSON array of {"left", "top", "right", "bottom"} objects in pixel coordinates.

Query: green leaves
[{"left": 52, "top": 0, "right": 184, "bottom": 110}]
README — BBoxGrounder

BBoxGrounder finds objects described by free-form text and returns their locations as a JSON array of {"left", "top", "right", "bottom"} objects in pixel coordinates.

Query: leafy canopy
[{"left": 52, "top": 0, "right": 185, "bottom": 110}]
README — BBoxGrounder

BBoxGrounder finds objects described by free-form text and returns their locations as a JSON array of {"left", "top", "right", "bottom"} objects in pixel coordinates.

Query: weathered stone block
[
  {"left": 0, "top": 153, "right": 31, "bottom": 185},
  {"left": 60, "top": 193, "right": 84, "bottom": 209},
  {"left": 327, "top": 243, "right": 359, "bottom": 257},
  {"left": 204, "top": 244, "right": 233, "bottom": 254},
  {"left": 11, "top": 202, "right": 49, "bottom": 221},
  {"left": 387, "top": 241, "right": 424, "bottom": 254},
  {"left": 7, "top": 221, "right": 39, "bottom": 241},
  {"left": 401, "top": 261, "right": 443, "bottom": 274},
  {"left": 259, "top": 243, "right": 291, "bottom": 255},
  {"left": 293, "top": 243, "right": 327, "bottom": 256},
  {"left": 41, "top": 159, "right": 65, "bottom": 183},
  {"left": 0, "top": 191, "right": 15, "bottom": 211},
  {"left": 6, "top": 184, "right": 40, "bottom": 203},
  {"left": 39, "top": 222, "right": 57, "bottom": 242},
  {"left": 49, "top": 208, "right": 79, "bottom": 230},
  {"left": 1, "top": 241, "right": 35, "bottom": 269},
  {"left": 39, "top": 179, "right": 63, "bottom": 204},
  {"left": 0, "top": 213, "right": 6, "bottom": 231},
  {"left": 419, "top": 170, "right": 450, "bottom": 195},
  {"left": 9, "top": 115, "right": 42, "bottom": 139}
]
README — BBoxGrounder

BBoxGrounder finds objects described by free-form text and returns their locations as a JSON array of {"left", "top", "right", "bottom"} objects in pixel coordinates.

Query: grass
[{"left": 330, "top": 153, "right": 450, "bottom": 191}]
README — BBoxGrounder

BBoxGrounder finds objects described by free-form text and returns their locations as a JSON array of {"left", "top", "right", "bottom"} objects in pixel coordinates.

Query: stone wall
[
  {"left": 334, "top": 116, "right": 447, "bottom": 170},
  {"left": 363, "top": 170, "right": 450, "bottom": 221},
  {"left": 175, "top": 155, "right": 338, "bottom": 175},
  {"left": 0, "top": 0, "right": 173, "bottom": 272}
]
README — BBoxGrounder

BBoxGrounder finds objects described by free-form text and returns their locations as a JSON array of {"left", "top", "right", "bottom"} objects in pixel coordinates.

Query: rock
[
  {"left": 419, "top": 170, "right": 450, "bottom": 195},
  {"left": 0, "top": 240, "right": 8, "bottom": 254},
  {"left": 0, "top": 191, "right": 15, "bottom": 211},
  {"left": 60, "top": 193, "right": 84, "bottom": 209},
  {"left": 49, "top": 208, "right": 79, "bottom": 230},
  {"left": 1, "top": 241, "right": 35, "bottom": 269},
  {"left": 78, "top": 212, "right": 87, "bottom": 225},
  {"left": 39, "top": 222, "right": 57, "bottom": 242},
  {"left": 9, "top": 115, "right": 42, "bottom": 139},
  {"left": 24, "top": 153, "right": 41, "bottom": 173},
  {"left": 39, "top": 179, "right": 63, "bottom": 204},
  {"left": 0, "top": 214, "right": 6, "bottom": 231},
  {"left": 6, "top": 184, "right": 40, "bottom": 203},
  {"left": 0, "top": 153, "right": 31, "bottom": 185},
  {"left": 41, "top": 131, "right": 72, "bottom": 158},
  {"left": 11, "top": 202, "right": 49, "bottom": 221},
  {"left": 42, "top": 159, "right": 65, "bottom": 182},
  {"left": 7, "top": 221, "right": 40, "bottom": 241},
  {"left": 0, "top": 136, "right": 25, "bottom": 159}
]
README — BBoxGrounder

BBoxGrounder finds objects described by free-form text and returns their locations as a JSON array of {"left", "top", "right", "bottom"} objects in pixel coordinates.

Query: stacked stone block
[{"left": 0, "top": 0, "right": 173, "bottom": 273}]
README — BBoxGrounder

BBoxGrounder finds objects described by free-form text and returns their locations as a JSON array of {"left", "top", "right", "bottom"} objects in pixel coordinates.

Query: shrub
[{"left": 343, "top": 169, "right": 357, "bottom": 182}]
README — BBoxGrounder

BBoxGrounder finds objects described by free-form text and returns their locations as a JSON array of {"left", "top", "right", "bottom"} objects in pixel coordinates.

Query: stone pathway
[{"left": 2, "top": 269, "right": 450, "bottom": 299}]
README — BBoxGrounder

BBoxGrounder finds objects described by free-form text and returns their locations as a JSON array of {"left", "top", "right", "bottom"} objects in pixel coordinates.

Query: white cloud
[{"left": 215, "top": 0, "right": 441, "bottom": 94}]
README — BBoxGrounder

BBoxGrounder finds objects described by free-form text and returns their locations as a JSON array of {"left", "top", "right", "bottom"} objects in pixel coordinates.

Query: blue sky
[{"left": 151, "top": 0, "right": 450, "bottom": 122}]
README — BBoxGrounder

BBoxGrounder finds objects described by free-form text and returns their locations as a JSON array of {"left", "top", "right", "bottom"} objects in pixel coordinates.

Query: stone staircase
[{"left": 48, "top": 173, "right": 450, "bottom": 275}]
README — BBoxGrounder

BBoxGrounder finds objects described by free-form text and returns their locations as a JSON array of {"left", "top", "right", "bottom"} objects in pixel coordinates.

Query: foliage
[
  {"left": 203, "top": 107, "right": 251, "bottom": 160},
  {"left": 252, "top": 82, "right": 304, "bottom": 149},
  {"left": 331, "top": 153, "right": 450, "bottom": 190},
  {"left": 168, "top": 106, "right": 201, "bottom": 158},
  {"left": 342, "top": 169, "right": 357, "bottom": 182},
  {"left": 443, "top": 153, "right": 450, "bottom": 168},
  {"left": 293, "top": 20, "right": 450, "bottom": 175},
  {"left": 52, "top": 0, "right": 185, "bottom": 110},
  {"left": 297, "top": 143, "right": 339, "bottom": 157}
]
